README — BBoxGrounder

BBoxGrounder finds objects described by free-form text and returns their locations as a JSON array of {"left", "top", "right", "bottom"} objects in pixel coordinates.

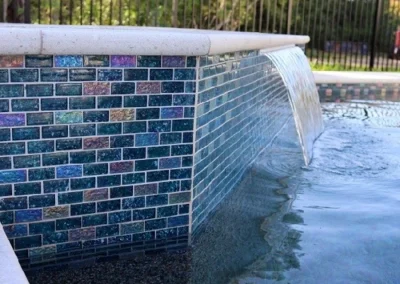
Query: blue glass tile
[
  {"left": 97, "top": 149, "right": 122, "bottom": 162},
  {"left": 26, "top": 84, "right": 53, "bottom": 97},
  {"left": 147, "top": 170, "right": 169, "bottom": 182},
  {"left": 0, "top": 184, "right": 12, "bottom": 197},
  {"left": 124, "top": 69, "right": 148, "bottom": 81},
  {"left": 135, "top": 159, "right": 158, "bottom": 171},
  {"left": 43, "top": 232, "right": 68, "bottom": 245},
  {"left": 174, "top": 69, "right": 196, "bottom": 80},
  {"left": 56, "top": 217, "right": 82, "bottom": 230},
  {"left": 41, "top": 98, "right": 68, "bottom": 110},
  {"left": 171, "top": 144, "right": 193, "bottom": 156},
  {"left": 110, "top": 135, "right": 134, "bottom": 148},
  {"left": 145, "top": 218, "right": 166, "bottom": 230},
  {"left": 0, "top": 84, "right": 24, "bottom": 98},
  {"left": 147, "top": 146, "right": 171, "bottom": 158},
  {"left": 11, "top": 99, "right": 39, "bottom": 111},
  {"left": 98, "top": 96, "right": 122, "bottom": 108},
  {"left": 82, "top": 214, "right": 107, "bottom": 227},
  {"left": 56, "top": 83, "right": 82, "bottom": 96},
  {"left": 56, "top": 165, "right": 83, "bottom": 178},
  {"left": 0, "top": 213, "right": 13, "bottom": 227},
  {"left": 122, "top": 148, "right": 146, "bottom": 160},
  {"left": 55, "top": 55, "right": 83, "bottom": 67},
  {"left": 15, "top": 235, "right": 41, "bottom": 249},
  {"left": 110, "top": 186, "right": 133, "bottom": 198},
  {"left": 121, "top": 173, "right": 145, "bottom": 185},
  {"left": 0, "top": 99, "right": 8, "bottom": 112},
  {"left": 83, "top": 163, "right": 108, "bottom": 176},
  {"left": 183, "top": 132, "right": 193, "bottom": 143},
  {"left": 56, "top": 138, "right": 82, "bottom": 151},
  {"left": 0, "top": 70, "right": 8, "bottom": 82},
  {"left": 42, "top": 152, "right": 68, "bottom": 166},
  {"left": 27, "top": 112, "right": 53, "bottom": 125},
  {"left": 137, "top": 56, "right": 161, "bottom": 67},
  {"left": 97, "top": 200, "right": 121, "bottom": 213},
  {"left": 161, "top": 107, "right": 183, "bottom": 119},
  {"left": 172, "top": 119, "right": 194, "bottom": 131},
  {"left": 55, "top": 111, "right": 83, "bottom": 124},
  {"left": 157, "top": 205, "right": 178, "bottom": 218},
  {"left": 0, "top": 142, "right": 25, "bottom": 155},
  {"left": 173, "top": 94, "right": 196, "bottom": 106},
  {"left": 71, "top": 203, "right": 96, "bottom": 216},
  {"left": 135, "top": 133, "right": 158, "bottom": 146},
  {"left": 57, "top": 242, "right": 82, "bottom": 253},
  {"left": 14, "top": 182, "right": 41, "bottom": 195},
  {"left": 28, "top": 168, "right": 55, "bottom": 181},
  {"left": 0, "top": 170, "right": 26, "bottom": 184},
  {"left": 160, "top": 133, "right": 182, "bottom": 144},
  {"left": 122, "top": 197, "right": 145, "bottom": 210},
  {"left": 70, "top": 151, "right": 96, "bottom": 164},
  {"left": 132, "top": 208, "right": 156, "bottom": 221},
  {"left": 29, "top": 221, "right": 55, "bottom": 235},
  {"left": 158, "top": 181, "right": 180, "bottom": 193},
  {"left": 27, "top": 140, "right": 54, "bottom": 154},
  {"left": 161, "top": 82, "right": 184, "bottom": 93},
  {"left": 0, "top": 196, "right": 27, "bottom": 210},
  {"left": 43, "top": 179, "right": 69, "bottom": 193},
  {"left": 42, "top": 125, "right": 68, "bottom": 138},
  {"left": 156, "top": 228, "right": 178, "bottom": 240},
  {"left": 10, "top": 69, "right": 39, "bottom": 82},
  {"left": 146, "top": 194, "right": 168, "bottom": 206},
  {"left": 83, "top": 111, "right": 109, "bottom": 122},
  {"left": 97, "top": 175, "right": 121, "bottom": 187},
  {"left": 120, "top": 222, "right": 144, "bottom": 235},
  {"left": 148, "top": 120, "right": 171, "bottom": 132},
  {"left": 58, "top": 192, "right": 83, "bottom": 205},
  {"left": 108, "top": 211, "right": 131, "bottom": 224},
  {"left": 40, "top": 69, "right": 68, "bottom": 82},
  {"left": 124, "top": 95, "right": 148, "bottom": 107},
  {"left": 123, "top": 121, "right": 147, "bottom": 134},
  {"left": 70, "top": 124, "right": 96, "bottom": 137},
  {"left": 187, "top": 56, "right": 197, "bottom": 67},
  {"left": 96, "top": 225, "right": 119, "bottom": 238},
  {"left": 70, "top": 177, "right": 95, "bottom": 190},
  {"left": 170, "top": 169, "right": 192, "bottom": 179},
  {"left": 168, "top": 215, "right": 189, "bottom": 227},
  {"left": 0, "top": 157, "right": 11, "bottom": 170},
  {"left": 150, "top": 69, "right": 173, "bottom": 80},
  {"left": 15, "top": 209, "right": 42, "bottom": 223},
  {"left": 149, "top": 95, "right": 172, "bottom": 106},
  {"left": 69, "top": 69, "right": 96, "bottom": 81},
  {"left": 3, "top": 224, "right": 27, "bottom": 237},
  {"left": 179, "top": 204, "right": 190, "bottom": 214},
  {"left": 70, "top": 97, "right": 95, "bottom": 109},
  {"left": 12, "top": 127, "right": 40, "bottom": 140},
  {"left": 136, "top": 108, "right": 160, "bottom": 120},
  {"left": 98, "top": 69, "right": 123, "bottom": 81},
  {"left": 26, "top": 55, "right": 53, "bottom": 67},
  {"left": 111, "top": 82, "right": 136, "bottom": 94},
  {"left": 0, "top": 129, "right": 10, "bottom": 142},
  {"left": 29, "top": 194, "right": 56, "bottom": 208}
]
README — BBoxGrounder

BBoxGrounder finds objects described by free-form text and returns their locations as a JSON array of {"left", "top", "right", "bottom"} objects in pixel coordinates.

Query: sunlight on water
[{"left": 266, "top": 47, "right": 324, "bottom": 166}]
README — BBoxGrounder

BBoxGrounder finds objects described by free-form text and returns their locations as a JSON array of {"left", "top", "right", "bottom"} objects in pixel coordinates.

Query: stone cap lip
[
  {"left": 313, "top": 71, "right": 400, "bottom": 84},
  {"left": 0, "top": 24, "right": 310, "bottom": 56}
]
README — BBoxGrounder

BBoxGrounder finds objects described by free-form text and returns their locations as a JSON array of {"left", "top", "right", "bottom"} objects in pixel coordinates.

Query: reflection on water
[{"left": 192, "top": 101, "right": 400, "bottom": 284}]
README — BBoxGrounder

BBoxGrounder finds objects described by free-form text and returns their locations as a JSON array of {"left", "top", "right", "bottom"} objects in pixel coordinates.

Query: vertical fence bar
[
  {"left": 384, "top": 0, "right": 391, "bottom": 71},
  {"left": 172, "top": 0, "right": 178, "bottom": 27},
  {"left": 293, "top": 0, "right": 299, "bottom": 35},
  {"left": 245, "top": 0, "right": 248, "bottom": 31},
  {"left": 24, "top": 0, "right": 31, "bottom": 23},
  {"left": 305, "top": 0, "right": 312, "bottom": 59},
  {"left": 321, "top": 0, "right": 331, "bottom": 66},
  {"left": 347, "top": 0, "right": 354, "bottom": 69},
  {"left": 311, "top": 0, "right": 319, "bottom": 64},
  {"left": 49, "top": 0, "right": 52, "bottom": 24},
  {"left": 60, "top": 0, "right": 63, "bottom": 24},
  {"left": 370, "top": 0, "right": 383, "bottom": 70},
  {"left": 69, "top": 0, "right": 73, "bottom": 24},
  {"left": 258, "top": 0, "right": 263, "bottom": 32},
  {"left": 266, "top": 0, "right": 270, "bottom": 32},
  {"left": 317, "top": 0, "right": 325, "bottom": 65},
  {"left": 0, "top": 0, "right": 4, "bottom": 22},
  {"left": 354, "top": 0, "right": 363, "bottom": 69},
  {"left": 287, "top": 0, "right": 292, "bottom": 34},
  {"left": 252, "top": 0, "right": 256, "bottom": 32},
  {"left": 279, "top": 0, "right": 284, "bottom": 34}
]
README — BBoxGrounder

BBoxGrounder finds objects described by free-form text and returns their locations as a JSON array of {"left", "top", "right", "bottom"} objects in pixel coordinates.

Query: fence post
[
  {"left": 370, "top": 0, "right": 383, "bottom": 70},
  {"left": 287, "top": 0, "right": 293, "bottom": 34}
]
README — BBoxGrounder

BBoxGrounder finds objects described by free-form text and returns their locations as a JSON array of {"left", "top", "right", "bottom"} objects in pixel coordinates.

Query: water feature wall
[{"left": 0, "top": 25, "right": 313, "bottom": 263}]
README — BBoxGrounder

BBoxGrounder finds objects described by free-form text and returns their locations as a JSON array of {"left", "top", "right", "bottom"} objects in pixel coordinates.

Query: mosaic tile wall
[
  {"left": 0, "top": 54, "right": 195, "bottom": 263},
  {"left": 318, "top": 83, "right": 400, "bottom": 102},
  {"left": 192, "top": 51, "right": 293, "bottom": 231}
]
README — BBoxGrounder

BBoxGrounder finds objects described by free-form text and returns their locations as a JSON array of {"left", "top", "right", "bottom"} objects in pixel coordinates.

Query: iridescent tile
[
  {"left": 29, "top": 246, "right": 56, "bottom": 257},
  {"left": 84, "top": 188, "right": 108, "bottom": 201},
  {"left": 43, "top": 206, "right": 69, "bottom": 219},
  {"left": 111, "top": 55, "right": 136, "bottom": 67},
  {"left": 83, "top": 137, "right": 109, "bottom": 149},
  {"left": 55, "top": 111, "right": 83, "bottom": 124},
  {"left": 0, "top": 56, "right": 24, "bottom": 67},
  {"left": 0, "top": 113, "right": 25, "bottom": 127},
  {"left": 136, "top": 82, "right": 161, "bottom": 94},
  {"left": 162, "top": 56, "right": 186, "bottom": 68},
  {"left": 110, "top": 161, "right": 134, "bottom": 173},
  {"left": 83, "top": 82, "right": 110, "bottom": 96},
  {"left": 161, "top": 107, "right": 183, "bottom": 119},
  {"left": 110, "top": 109, "right": 135, "bottom": 121},
  {"left": 55, "top": 55, "right": 83, "bottom": 67},
  {"left": 69, "top": 227, "right": 95, "bottom": 241}
]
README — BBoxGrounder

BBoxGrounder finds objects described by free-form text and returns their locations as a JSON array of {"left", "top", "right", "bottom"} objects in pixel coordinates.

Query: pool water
[{"left": 27, "top": 102, "right": 400, "bottom": 283}]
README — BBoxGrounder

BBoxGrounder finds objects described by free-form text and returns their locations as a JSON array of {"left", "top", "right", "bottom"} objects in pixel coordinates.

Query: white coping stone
[
  {"left": 313, "top": 71, "right": 400, "bottom": 84},
  {"left": 0, "top": 224, "right": 29, "bottom": 284},
  {"left": 0, "top": 24, "right": 309, "bottom": 56}
]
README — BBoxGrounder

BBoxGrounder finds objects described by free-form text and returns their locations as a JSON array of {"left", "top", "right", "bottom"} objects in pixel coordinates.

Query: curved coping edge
[
  {"left": 0, "top": 224, "right": 29, "bottom": 284},
  {"left": 0, "top": 24, "right": 310, "bottom": 56},
  {"left": 313, "top": 71, "right": 400, "bottom": 84}
]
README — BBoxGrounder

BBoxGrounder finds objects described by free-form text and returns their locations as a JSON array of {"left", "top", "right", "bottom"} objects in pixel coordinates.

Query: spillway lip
[{"left": 0, "top": 24, "right": 310, "bottom": 56}]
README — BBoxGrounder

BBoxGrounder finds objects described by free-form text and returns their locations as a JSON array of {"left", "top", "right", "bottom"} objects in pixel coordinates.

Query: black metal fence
[{"left": 1, "top": 0, "right": 400, "bottom": 71}]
